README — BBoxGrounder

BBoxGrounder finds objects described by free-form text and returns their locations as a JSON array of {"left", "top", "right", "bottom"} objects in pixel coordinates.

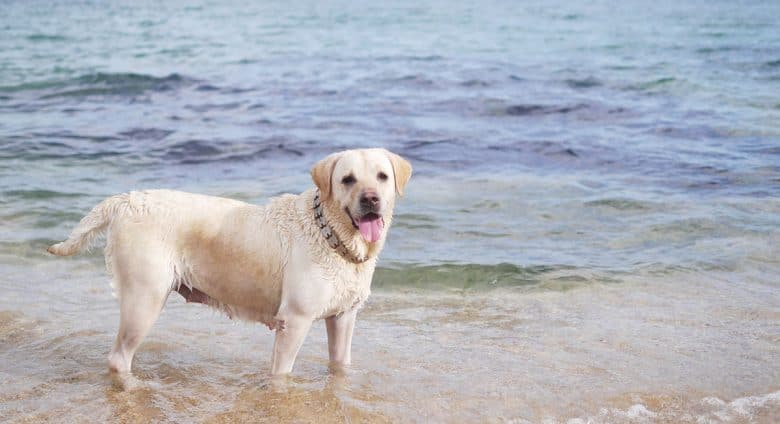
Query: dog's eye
[
  {"left": 377, "top": 172, "right": 388, "bottom": 182},
  {"left": 341, "top": 175, "right": 356, "bottom": 185}
]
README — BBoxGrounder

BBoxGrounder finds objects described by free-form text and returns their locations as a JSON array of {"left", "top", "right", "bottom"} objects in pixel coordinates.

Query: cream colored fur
[{"left": 48, "top": 148, "right": 412, "bottom": 383}]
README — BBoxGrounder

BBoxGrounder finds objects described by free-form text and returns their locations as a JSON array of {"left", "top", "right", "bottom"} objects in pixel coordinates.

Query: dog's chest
[{"left": 319, "top": 264, "right": 374, "bottom": 318}]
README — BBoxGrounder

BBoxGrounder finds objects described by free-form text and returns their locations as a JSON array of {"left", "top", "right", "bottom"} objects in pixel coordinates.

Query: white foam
[
  {"left": 523, "top": 390, "right": 780, "bottom": 424},
  {"left": 584, "top": 404, "right": 656, "bottom": 423},
  {"left": 699, "top": 390, "right": 780, "bottom": 422}
]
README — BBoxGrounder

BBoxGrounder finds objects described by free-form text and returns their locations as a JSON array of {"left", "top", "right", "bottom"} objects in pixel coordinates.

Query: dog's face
[{"left": 311, "top": 149, "right": 412, "bottom": 243}]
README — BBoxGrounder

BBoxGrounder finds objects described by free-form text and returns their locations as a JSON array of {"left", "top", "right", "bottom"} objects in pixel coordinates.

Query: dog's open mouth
[{"left": 349, "top": 211, "right": 384, "bottom": 243}]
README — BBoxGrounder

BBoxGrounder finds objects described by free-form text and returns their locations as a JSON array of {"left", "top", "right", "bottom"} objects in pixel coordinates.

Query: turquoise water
[{"left": 1, "top": 1, "right": 779, "bottom": 422}]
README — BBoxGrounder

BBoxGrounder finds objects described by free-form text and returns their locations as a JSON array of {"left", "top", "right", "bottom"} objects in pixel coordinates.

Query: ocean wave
[
  {"left": 155, "top": 139, "right": 305, "bottom": 165},
  {"left": 564, "top": 76, "right": 602, "bottom": 89},
  {"left": 391, "top": 74, "right": 437, "bottom": 86},
  {"left": 372, "top": 263, "right": 597, "bottom": 291},
  {"left": 459, "top": 79, "right": 491, "bottom": 87},
  {"left": 543, "top": 390, "right": 780, "bottom": 424},
  {"left": 3, "top": 189, "right": 87, "bottom": 201},
  {"left": 584, "top": 198, "right": 654, "bottom": 211},
  {"left": 0, "top": 72, "right": 193, "bottom": 99},
  {"left": 25, "top": 34, "right": 68, "bottom": 42},
  {"left": 501, "top": 103, "right": 587, "bottom": 117},
  {"left": 468, "top": 98, "right": 634, "bottom": 121},
  {"left": 118, "top": 128, "right": 174, "bottom": 141},
  {"left": 374, "top": 54, "right": 444, "bottom": 62},
  {"left": 624, "top": 76, "right": 704, "bottom": 94}
]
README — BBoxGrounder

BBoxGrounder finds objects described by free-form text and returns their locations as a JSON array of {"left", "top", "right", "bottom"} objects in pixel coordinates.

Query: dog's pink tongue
[{"left": 358, "top": 216, "right": 384, "bottom": 243}]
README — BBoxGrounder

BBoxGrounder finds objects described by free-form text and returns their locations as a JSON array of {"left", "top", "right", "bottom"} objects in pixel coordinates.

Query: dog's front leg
[
  {"left": 325, "top": 308, "right": 357, "bottom": 367},
  {"left": 270, "top": 314, "right": 313, "bottom": 375}
]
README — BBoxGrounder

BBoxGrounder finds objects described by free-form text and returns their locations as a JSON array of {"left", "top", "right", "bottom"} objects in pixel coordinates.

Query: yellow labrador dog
[{"left": 48, "top": 148, "right": 411, "bottom": 379}]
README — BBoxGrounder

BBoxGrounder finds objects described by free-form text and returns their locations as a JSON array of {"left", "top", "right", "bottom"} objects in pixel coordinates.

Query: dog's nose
[{"left": 360, "top": 191, "right": 380, "bottom": 209}]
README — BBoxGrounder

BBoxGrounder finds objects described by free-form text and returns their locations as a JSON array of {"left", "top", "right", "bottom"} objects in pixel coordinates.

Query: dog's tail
[{"left": 47, "top": 194, "right": 129, "bottom": 256}]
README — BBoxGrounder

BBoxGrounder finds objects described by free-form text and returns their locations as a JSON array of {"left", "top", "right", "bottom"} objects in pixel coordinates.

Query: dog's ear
[
  {"left": 385, "top": 150, "right": 413, "bottom": 196},
  {"left": 311, "top": 152, "right": 342, "bottom": 200}
]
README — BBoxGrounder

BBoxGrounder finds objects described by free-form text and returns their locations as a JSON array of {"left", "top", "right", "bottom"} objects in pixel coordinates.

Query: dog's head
[{"left": 311, "top": 148, "right": 412, "bottom": 243}]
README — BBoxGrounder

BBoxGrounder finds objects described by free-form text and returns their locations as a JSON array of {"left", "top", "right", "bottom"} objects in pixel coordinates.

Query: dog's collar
[{"left": 313, "top": 190, "right": 368, "bottom": 264}]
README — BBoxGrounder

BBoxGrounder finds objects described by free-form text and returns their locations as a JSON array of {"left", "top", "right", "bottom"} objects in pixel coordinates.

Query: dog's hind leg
[{"left": 107, "top": 254, "right": 172, "bottom": 379}]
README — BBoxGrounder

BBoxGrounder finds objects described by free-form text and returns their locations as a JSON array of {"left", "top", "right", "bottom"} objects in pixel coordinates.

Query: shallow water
[{"left": 1, "top": 0, "right": 779, "bottom": 422}]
